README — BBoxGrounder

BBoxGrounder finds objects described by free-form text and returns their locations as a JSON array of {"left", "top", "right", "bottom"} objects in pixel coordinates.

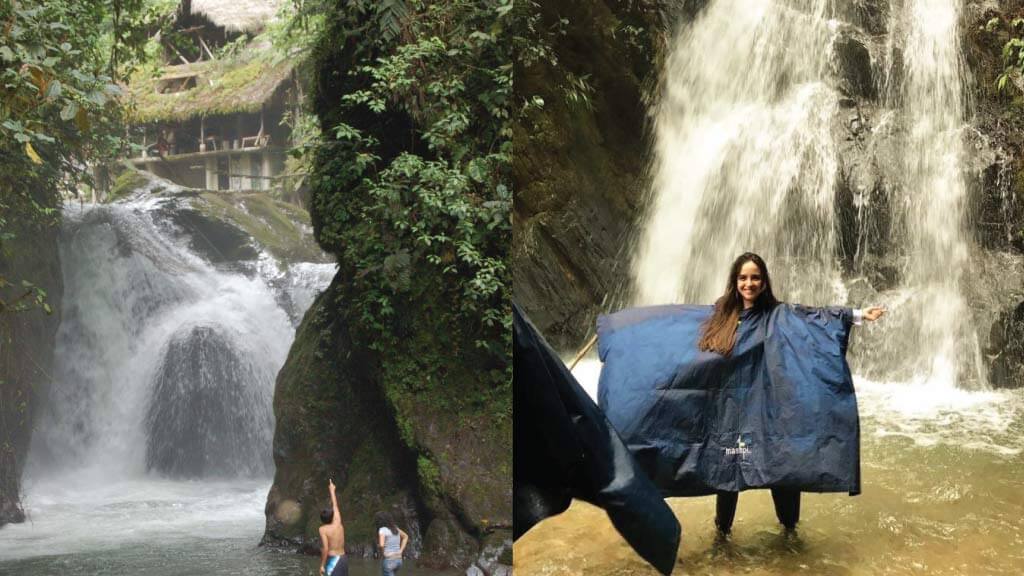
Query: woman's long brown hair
[{"left": 698, "top": 252, "right": 779, "bottom": 356}]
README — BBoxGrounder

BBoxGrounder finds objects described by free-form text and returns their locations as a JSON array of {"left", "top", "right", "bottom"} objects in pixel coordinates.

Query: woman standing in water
[
  {"left": 375, "top": 512, "right": 408, "bottom": 576},
  {"left": 697, "top": 252, "right": 885, "bottom": 534}
]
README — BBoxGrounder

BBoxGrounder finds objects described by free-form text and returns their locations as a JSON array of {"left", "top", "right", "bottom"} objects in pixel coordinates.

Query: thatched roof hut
[
  {"left": 188, "top": 0, "right": 284, "bottom": 34},
  {"left": 127, "top": 45, "right": 293, "bottom": 124}
]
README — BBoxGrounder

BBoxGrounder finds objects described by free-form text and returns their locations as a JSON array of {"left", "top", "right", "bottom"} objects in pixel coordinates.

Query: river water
[{"left": 514, "top": 368, "right": 1024, "bottom": 575}]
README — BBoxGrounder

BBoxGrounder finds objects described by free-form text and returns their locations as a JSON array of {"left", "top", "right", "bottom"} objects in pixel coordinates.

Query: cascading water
[
  {"left": 633, "top": 0, "right": 841, "bottom": 307},
  {"left": 632, "top": 0, "right": 984, "bottom": 388},
  {"left": 0, "top": 177, "right": 336, "bottom": 567},
  {"left": 30, "top": 202, "right": 289, "bottom": 478},
  {"left": 868, "top": 0, "right": 985, "bottom": 387}
]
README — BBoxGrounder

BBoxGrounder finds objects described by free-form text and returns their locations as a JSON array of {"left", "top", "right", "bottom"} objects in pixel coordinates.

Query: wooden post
[
  {"left": 569, "top": 334, "right": 598, "bottom": 370},
  {"left": 169, "top": 43, "right": 191, "bottom": 65},
  {"left": 205, "top": 157, "right": 216, "bottom": 189},
  {"left": 197, "top": 34, "right": 215, "bottom": 61},
  {"left": 199, "top": 116, "right": 206, "bottom": 152}
]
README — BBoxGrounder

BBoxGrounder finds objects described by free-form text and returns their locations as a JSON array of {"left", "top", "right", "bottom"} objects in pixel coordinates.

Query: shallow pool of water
[
  {"left": 0, "top": 478, "right": 452, "bottom": 576},
  {"left": 514, "top": 378, "right": 1024, "bottom": 575}
]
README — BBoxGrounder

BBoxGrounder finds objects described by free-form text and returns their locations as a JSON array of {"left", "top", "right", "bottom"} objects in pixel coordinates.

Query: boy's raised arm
[{"left": 329, "top": 478, "right": 342, "bottom": 524}]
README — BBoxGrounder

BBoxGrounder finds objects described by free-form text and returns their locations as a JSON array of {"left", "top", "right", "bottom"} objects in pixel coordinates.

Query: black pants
[{"left": 715, "top": 488, "right": 801, "bottom": 533}]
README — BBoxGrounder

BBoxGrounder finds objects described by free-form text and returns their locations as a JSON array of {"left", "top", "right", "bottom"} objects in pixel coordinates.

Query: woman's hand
[
  {"left": 329, "top": 479, "right": 336, "bottom": 493},
  {"left": 863, "top": 306, "right": 886, "bottom": 322}
]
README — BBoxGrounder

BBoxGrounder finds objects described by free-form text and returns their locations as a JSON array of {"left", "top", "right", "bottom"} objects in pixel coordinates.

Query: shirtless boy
[{"left": 319, "top": 479, "right": 347, "bottom": 576}]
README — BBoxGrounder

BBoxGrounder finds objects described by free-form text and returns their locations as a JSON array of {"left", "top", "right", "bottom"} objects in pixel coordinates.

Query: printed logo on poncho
[{"left": 725, "top": 436, "right": 751, "bottom": 457}]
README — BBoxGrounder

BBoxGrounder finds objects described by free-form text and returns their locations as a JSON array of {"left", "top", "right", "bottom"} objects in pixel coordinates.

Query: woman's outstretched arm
[{"left": 860, "top": 306, "right": 886, "bottom": 322}]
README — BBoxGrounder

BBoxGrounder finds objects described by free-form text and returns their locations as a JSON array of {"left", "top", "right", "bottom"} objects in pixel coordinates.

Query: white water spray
[
  {"left": 870, "top": 0, "right": 984, "bottom": 387},
  {"left": 27, "top": 186, "right": 333, "bottom": 480},
  {"left": 2, "top": 181, "right": 335, "bottom": 564}
]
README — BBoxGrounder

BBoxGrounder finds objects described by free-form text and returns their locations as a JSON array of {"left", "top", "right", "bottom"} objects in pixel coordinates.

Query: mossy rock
[
  {"left": 105, "top": 170, "right": 149, "bottom": 203},
  {"left": 194, "top": 192, "right": 328, "bottom": 263},
  {"left": 262, "top": 278, "right": 422, "bottom": 555},
  {"left": 263, "top": 275, "right": 511, "bottom": 569}
]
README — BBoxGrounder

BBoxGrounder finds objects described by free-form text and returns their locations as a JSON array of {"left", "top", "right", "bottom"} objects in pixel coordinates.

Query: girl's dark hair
[
  {"left": 320, "top": 508, "right": 334, "bottom": 525},
  {"left": 698, "top": 252, "right": 778, "bottom": 356},
  {"left": 374, "top": 511, "right": 398, "bottom": 535}
]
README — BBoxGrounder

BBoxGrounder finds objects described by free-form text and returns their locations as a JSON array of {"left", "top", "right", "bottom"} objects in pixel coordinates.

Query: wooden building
[{"left": 125, "top": 0, "right": 296, "bottom": 193}]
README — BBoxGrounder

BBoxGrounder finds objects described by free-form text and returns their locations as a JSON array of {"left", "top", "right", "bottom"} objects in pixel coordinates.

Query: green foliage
[
  {"left": 0, "top": 0, "right": 154, "bottom": 316},
  {"left": 217, "top": 33, "right": 249, "bottom": 59},
  {"left": 986, "top": 16, "right": 1024, "bottom": 93},
  {"left": 304, "top": 0, "right": 511, "bottom": 417},
  {"left": 416, "top": 454, "right": 441, "bottom": 498},
  {"left": 0, "top": 278, "right": 51, "bottom": 315},
  {"left": 512, "top": 0, "right": 561, "bottom": 71}
]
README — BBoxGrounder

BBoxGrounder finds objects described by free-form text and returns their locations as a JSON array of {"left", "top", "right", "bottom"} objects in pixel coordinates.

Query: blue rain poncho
[
  {"left": 514, "top": 303, "right": 681, "bottom": 575},
  {"left": 598, "top": 303, "right": 860, "bottom": 496}
]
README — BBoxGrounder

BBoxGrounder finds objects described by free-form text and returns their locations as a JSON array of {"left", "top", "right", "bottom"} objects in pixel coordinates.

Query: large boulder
[
  {"left": 261, "top": 277, "right": 512, "bottom": 570},
  {"left": 986, "top": 300, "right": 1024, "bottom": 389},
  {"left": 145, "top": 325, "right": 273, "bottom": 477},
  {"left": 261, "top": 278, "right": 422, "bottom": 554}
]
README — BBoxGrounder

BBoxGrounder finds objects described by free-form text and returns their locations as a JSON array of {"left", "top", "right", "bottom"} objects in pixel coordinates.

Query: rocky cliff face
[
  {"left": 260, "top": 2, "right": 512, "bottom": 571},
  {"left": 261, "top": 276, "right": 423, "bottom": 555},
  {"left": 262, "top": 275, "right": 512, "bottom": 572},
  {"left": 965, "top": 0, "right": 1024, "bottom": 387},
  {"left": 513, "top": 0, "right": 668, "bottom": 350},
  {"left": 0, "top": 216, "right": 63, "bottom": 527}
]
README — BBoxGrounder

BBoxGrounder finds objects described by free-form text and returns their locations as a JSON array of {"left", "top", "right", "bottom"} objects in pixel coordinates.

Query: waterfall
[
  {"left": 26, "top": 190, "right": 334, "bottom": 481},
  {"left": 631, "top": 0, "right": 982, "bottom": 386},
  {"left": 869, "top": 0, "right": 985, "bottom": 387},
  {"left": 633, "top": 0, "right": 841, "bottom": 307}
]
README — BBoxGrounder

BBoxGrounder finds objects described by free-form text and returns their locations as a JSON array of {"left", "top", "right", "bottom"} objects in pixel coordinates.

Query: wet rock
[
  {"left": 145, "top": 325, "right": 273, "bottom": 477},
  {"left": 162, "top": 208, "right": 259, "bottom": 263},
  {"left": 835, "top": 33, "right": 877, "bottom": 101},
  {"left": 836, "top": 0, "right": 889, "bottom": 37},
  {"left": 419, "top": 510, "right": 479, "bottom": 569},
  {"left": 465, "top": 531, "right": 512, "bottom": 576},
  {"left": 985, "top": 300, "right": 1024, "bottom": 389}
]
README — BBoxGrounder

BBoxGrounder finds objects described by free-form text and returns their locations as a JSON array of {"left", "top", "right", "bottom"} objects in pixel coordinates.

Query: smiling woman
[{"left": 698, "top": 253, "right": 779, "bottom": 357}]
